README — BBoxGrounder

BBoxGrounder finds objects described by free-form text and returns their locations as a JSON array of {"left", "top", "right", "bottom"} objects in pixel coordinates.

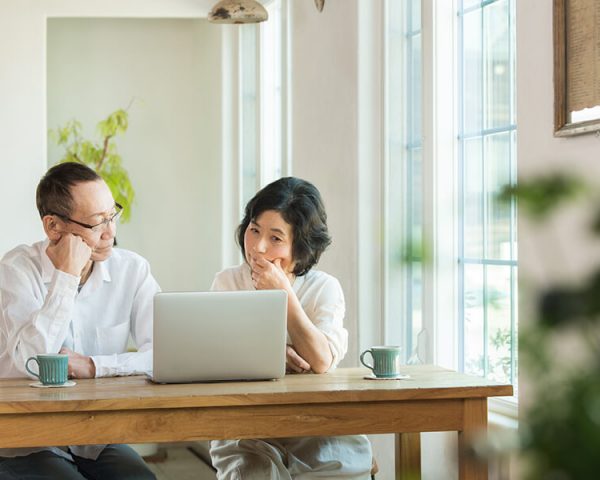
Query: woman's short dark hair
[
  {"left": 237, "top": 177, "right": 332, "bottom": 276},
  {"left": 36, "top": 162, "right": 101, "bottom": 218}
]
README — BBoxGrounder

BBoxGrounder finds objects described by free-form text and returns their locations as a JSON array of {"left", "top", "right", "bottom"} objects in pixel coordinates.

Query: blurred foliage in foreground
[{"left": 501, "top": 172, "right": 600, "bottom": 479}]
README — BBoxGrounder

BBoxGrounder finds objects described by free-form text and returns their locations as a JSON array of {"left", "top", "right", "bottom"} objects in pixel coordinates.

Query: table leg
[
  {"left": 395, "top": 432, "right": 421, "bottom": 480},
  {"left": 458, "top": 398, "right": 488, "bottom": 480}
]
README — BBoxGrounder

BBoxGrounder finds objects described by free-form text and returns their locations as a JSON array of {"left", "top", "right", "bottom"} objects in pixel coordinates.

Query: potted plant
[{"left": 49, "top": 108, "right": 135, "bottom": 222}]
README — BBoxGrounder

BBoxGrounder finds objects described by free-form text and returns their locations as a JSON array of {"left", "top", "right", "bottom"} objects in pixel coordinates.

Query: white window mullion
[
  {"left": 255, "top": 23, "right": 262, "bottom": 190},
  {"left": 422, "top": 0, "right": 460, "bottom": 369},
  {"left": 282, "top": 0, "right": 293, "bottom": 177},
  {"left": 434, "top": 0, "right": 460, "bottom": 371},
  {"left": 260, "top": 0, "right": 287, "bottom": 185}
]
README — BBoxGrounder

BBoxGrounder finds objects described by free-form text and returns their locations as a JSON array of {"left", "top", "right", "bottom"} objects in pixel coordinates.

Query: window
[
  {"left": 239, "top": 0, "right": 287, "bottom": 209},
  {"left": 260, "top": 0, "right": 285, "bottom": 185},
  {"left": 458, "top": 0, "right": 517, "bottom": 387},
  {"left": 385, "top": 0, "right": 517, "bottom": 389},
  {"left": 221, "top": 4, "right": 288, "bottom": 266},
  {"left": 240, "top": 24, "right": 259, "bottom": 206},
  {"left": 384, "top": 0, "right": 423, "bottom": 363}
]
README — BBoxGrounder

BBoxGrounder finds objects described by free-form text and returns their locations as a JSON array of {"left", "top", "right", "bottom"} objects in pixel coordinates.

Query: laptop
[{"left": 150, "top": 290, "right": 287, "bottom": 383}]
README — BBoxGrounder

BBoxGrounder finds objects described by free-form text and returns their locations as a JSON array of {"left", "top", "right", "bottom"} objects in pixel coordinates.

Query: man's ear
[{"left": 42, "top": 215, "right": 62, "bottom": 242}]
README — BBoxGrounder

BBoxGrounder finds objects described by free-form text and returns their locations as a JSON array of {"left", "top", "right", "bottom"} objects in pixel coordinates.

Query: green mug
[
  {"left": 25, "top": 354, "right": 68, "bottom": 385},
  {"left": 360, "top": 346, "right": 403, "bottom": 378}
]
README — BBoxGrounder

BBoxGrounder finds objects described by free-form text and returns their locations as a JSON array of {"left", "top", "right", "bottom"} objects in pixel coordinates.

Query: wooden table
[{"left": 0, "top": 365, "right": 512, "bottom": 479}]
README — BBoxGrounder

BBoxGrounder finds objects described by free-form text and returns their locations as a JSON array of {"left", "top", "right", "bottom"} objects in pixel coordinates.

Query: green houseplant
[
  {"left": 501, "top": 174, "right": 600, "bottom": 479},
  {"left": 49, "top": 108, "right": 135, "bottom": 223}
]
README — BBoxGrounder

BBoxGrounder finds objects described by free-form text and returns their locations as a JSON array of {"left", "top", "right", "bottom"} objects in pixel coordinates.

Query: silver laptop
[{"left": 150, "top": 290, "right": 287, "bottom": 383}]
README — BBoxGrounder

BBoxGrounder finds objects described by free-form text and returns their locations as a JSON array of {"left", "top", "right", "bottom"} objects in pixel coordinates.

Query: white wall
[
  {"left": 517, "top": 0, "right": 600, "bottom": 399},
  {"left": 517, "top": 0, "right": 600, "bottom": 288},
  {"left": 516, "top": 1, "right": 600, "bottom": 476},
  {"left": 47, "top": 18, "right": 222, "bottom": 291},
  {"left": 0, "top": 1, "right": 224, "bottom": 294},
  {"left": 289, "top": 0, "right": 362, "bottom": 367}
]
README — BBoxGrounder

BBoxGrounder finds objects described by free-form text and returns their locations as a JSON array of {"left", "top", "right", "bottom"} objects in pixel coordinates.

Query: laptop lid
[{"left": 151, "top": 290, "right": 287, "bottom": 383}]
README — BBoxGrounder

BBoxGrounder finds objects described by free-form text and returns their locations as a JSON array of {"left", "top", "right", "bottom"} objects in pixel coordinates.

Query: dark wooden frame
[{"left": 554, "top": 0, "right": 600, "bottom": 136}]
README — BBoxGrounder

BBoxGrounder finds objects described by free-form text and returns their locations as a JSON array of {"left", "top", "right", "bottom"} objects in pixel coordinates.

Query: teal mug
[
  {"left": 360, "top": 346, "right": 403, "bottom": 378},
  {"left": 25, "top": 354, "right": 68, "bottom": 385}
]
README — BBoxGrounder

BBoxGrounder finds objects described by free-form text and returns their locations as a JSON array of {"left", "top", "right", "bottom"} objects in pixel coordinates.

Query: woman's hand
[
  {"left": 250, "top": 257, "right": 292, "bottom": 291},
  {"left": 286, "top": 345, "right": 311, "bottom": 373}
]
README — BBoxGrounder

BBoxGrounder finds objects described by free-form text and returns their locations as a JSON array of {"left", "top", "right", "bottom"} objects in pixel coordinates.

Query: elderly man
[{"left": 0, "top": 162, "right": 159, "bottom": 479}]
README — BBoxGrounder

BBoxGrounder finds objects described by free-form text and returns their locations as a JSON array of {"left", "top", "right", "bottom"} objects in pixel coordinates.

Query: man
[{"left": 0, "top": 162, "right": 159, "bottom": 479}]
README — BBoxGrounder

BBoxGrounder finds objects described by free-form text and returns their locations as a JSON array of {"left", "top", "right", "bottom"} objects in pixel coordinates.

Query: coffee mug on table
[
  {"left": 360, "top": 346, "right": 402, "bottom": 378},
  {"left": 25, "top": 354, "right": 68, "bottom": 385}
]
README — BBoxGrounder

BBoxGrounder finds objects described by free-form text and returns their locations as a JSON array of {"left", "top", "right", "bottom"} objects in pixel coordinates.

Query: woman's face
[{"left": 244, "top": 210, "right": 295, "bottom": 274}]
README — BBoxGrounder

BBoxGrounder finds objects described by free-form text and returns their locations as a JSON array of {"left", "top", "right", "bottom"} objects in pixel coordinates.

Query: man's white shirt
[{"left": 0, "top": 239, "right": 160, "bottom": 459}]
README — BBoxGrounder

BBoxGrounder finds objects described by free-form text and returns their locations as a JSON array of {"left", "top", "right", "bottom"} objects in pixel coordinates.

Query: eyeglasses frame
[{"left": 48, "top": 203, "right": 123, "bottom": 232}]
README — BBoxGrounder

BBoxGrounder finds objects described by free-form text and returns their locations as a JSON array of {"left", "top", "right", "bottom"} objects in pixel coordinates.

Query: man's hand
[
  {"left": 59, "top": 347, "right": 96, "bottom": 379},
  {"left": 46, "top": 233, "right": 92, "bottom": 277},
  {"left": 286, "top": 345, "right": 311, "bottom": 374}
]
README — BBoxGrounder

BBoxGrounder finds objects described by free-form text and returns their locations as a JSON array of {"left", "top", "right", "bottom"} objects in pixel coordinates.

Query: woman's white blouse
[{"left": 211, "top": 263, "right": 348, "bottom": 370}]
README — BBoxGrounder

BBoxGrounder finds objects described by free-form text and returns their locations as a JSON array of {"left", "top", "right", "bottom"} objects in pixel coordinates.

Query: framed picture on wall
[{"left": 554, "top": 0, "right": 600, "bottom": 136}]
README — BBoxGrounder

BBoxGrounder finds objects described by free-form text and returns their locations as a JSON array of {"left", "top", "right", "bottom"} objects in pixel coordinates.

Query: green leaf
[
  {"left": 98, "top": 109, "right": 128, "bottom": 138},
  {"left": 48, "top": 107, "right": 135, "bottom": 224},
  {"left": 499, "top": 173, "right": 587, "bottom": 220}
]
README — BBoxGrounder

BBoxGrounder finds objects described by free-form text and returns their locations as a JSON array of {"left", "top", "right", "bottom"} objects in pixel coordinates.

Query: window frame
[{"left": 414, "top": 0, "right": 518, "bottom": 409}]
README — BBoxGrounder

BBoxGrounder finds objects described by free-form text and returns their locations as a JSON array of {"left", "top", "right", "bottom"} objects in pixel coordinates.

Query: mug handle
[
  {"left": 25, "top": 357, "right": 41, "bottom": 381},
  {"left": 359, "top": 349, "right": 375, "bottom": 372}
]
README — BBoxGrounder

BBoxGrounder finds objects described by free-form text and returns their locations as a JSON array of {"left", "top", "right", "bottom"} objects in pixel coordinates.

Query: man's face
[{"left": 62, "top": 180, "right": 117, "bottom": 262}]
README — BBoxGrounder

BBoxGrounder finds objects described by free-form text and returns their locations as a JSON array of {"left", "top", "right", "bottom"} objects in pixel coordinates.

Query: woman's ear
[{"left": 42, "top": 215, "right": 62, "bottom": 242}]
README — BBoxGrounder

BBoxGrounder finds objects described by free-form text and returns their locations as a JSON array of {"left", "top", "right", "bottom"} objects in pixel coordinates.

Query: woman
[{"left": 209, "top": 177, "right": 372, "bottom": 480}]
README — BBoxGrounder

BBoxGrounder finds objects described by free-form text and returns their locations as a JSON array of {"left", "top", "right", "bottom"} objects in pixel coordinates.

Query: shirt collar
[
  {"left": 79, "top": 259, "right": 111, "bottom": 298},
  {"left": 96, "top": 258, "right": 112, "bottom": 283}
]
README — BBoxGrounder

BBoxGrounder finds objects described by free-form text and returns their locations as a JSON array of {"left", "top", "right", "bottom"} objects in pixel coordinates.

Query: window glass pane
[
  {"left": 404, "top": 0, "right": 422, "bottom": 362},
  {"left": 410, "top": 0, "right": 421, "bottom": 29},
  {"left": 511, "top": 265, "right": 518, "bottom": 388},
  {"left": 484, "top": 0, "right": 510, "bottom": 129},
  {"left": 409, "top": 147, "right": 423, "bottom": 249},
  {"left": 462, "top": 0, "right": 482, "bottom": 11},
  {"left": 459, "top": 0, "right": 517, "bottom": 390},
  {"left": 241, "top": 25, "right": 258, "bottom": 206},
  {"left": 463, "top": 9, "right": 483, "bottom": 134},
  {"left": 407, "top": 146, "right": 422, "bottom": 358},
  {"left": 464, "top": 137, "right": 483, "bottom": 258},
  {"left": 384, "top": 0, "right": 406, "bottom": 349},
  {"left": 409, "top": 261, "right": 422, "bottom": 355},
  {"left": 409, "top": 33, "right": 422, "bottom": 142},
  {"left": 385, "top": 0, "right": 422, "bottom": 362},
  {"left": 464, "top": 263, "right": 485, "bottom": 376},
  {"left": 486, "top": 264, "right": 512, "bottom": 384},
  {"left": 260, "top": 0, "right": 283, "bottom": 185},
  {"left": 511, "top": 130, "right": 518, "bottom": 248},
  {"left": 485, "top": 131, "right": 511, "bottom": 260},
  {"left": 509, "top": 0, "right": 516, "bottom": 125}
]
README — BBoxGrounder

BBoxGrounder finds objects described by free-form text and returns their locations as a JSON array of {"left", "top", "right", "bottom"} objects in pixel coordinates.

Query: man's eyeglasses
[{"left": 50, "top": 203, "right": 123, "bottom": 232}]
